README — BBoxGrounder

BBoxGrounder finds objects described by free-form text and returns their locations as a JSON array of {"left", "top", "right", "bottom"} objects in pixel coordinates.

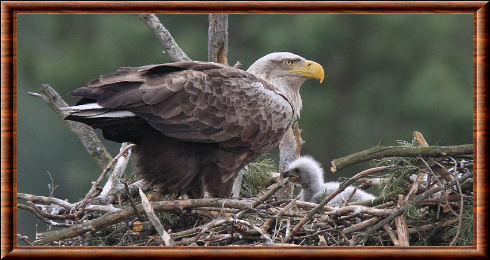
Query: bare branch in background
[
  {"left": 27, "top": 84, "right": 113, "bottom": 170},
  {"left": 139, "top": 14, "right": 191, "bottom": 62},
  {"left": 208, "top": 14, "right": 228, "bottom": 64}
]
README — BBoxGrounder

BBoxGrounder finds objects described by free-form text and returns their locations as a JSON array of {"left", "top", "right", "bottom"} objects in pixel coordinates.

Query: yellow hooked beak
[{"left": 288, "top": 60, "right": 325, "bottom": 83}]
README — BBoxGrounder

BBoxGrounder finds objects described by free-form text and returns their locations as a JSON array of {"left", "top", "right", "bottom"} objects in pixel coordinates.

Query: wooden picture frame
[{"left": 2, "top": 1, "right": 487, "bottom": 258}]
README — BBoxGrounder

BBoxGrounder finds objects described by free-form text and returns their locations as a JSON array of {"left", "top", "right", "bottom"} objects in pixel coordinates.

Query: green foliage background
[{"left": 16, "top": 14, "right": 472, "bottom": 241}]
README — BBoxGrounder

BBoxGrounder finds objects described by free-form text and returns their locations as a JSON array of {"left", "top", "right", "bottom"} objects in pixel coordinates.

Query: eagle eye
[
  {"left": 294, "top": 168, "right": 300, "bottom": 173},
  {"left": 284, "top": 60, "right": 294, "bottom": 66}
]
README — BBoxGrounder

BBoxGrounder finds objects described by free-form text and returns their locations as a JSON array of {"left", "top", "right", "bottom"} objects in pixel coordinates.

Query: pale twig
[
  {"left": 194, "top": 218, "right": 229, "bottom": 243},
  {"left": 74, "top": 144, "right": 136, "bottom": 216},
  {"left": 100, "top": 142, "right": 133, "bottom": 197},
  {"left": 139, "top": 14, "right": 191, "bottom": 62},
  {"left": 17, "top": 234, "right": 35, "bottom": 246},
  {"left": 139, "top": 188, "right": 174, "bottom": 246},
  {"left": 17, "top": 203, "right": 71, "bottom": 227},
  {"left": 17, "top": 192, "right": 119, "bottom": 214},
  {"left": 93, "top": 180, "right": 145, "bottom": 205},
  {"left": 342, "top": 217, "right": 379, "bottom": 235},
  {"left": 325, "top": 205, "right": 394, "bottom": 217},
  {"left": 382, "top": 224, "right": 399, "bottom": 246},
  {"left": 405, "top": 171, "right": 426, "bottom": 203},
  {"left": 231, "top": 167, "right": 246, "bottom": 198},
  {"left": 234, "top": 218, "right": 275, "bottom": 245},
  {"left": 18, "top": 192, "right": 74, "bottom": 210}
]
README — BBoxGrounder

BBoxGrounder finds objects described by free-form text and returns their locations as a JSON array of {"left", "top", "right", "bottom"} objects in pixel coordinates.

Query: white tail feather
[{"left": 63, "top": 103, "right": 135, "bottom": 118}]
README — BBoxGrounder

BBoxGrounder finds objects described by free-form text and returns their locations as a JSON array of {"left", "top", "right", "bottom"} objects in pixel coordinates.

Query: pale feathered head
[
  {"left": 247, "top": 52, "right": 324, "bottom": 118},
  {"left": 283, "top": 155, "right": 325, "bottom": 187}
]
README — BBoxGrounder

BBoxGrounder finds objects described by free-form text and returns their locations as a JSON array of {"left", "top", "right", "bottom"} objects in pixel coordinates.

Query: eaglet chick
[{"left": 284, "top": 156, "right": 376, "bottom": 205}]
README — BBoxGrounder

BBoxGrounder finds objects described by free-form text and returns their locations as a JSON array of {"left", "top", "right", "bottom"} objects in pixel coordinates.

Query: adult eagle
[{"left": 65, "top": 52, "right": 324, "bottom": 198}]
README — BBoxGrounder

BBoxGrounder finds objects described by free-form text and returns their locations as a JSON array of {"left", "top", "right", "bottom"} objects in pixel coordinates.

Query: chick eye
[
  {"left": 284, "top": 60, "right": 293, "bottom": 66},
  {"left": 294, "top": 168, "right": 300, "bottom": 173}
]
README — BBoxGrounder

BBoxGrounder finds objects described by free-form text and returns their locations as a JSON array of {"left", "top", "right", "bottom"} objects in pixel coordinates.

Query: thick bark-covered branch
[
  {"left": 139, "top": 14, "right": 191, "bottom": 62},
  {"left": 27, "top": 84, "right": 113, "bottom": 170},
  {"left": 208, "top": 14, "right": 228, "bottom": 64},
  {"left": 330, "top": 144, "right": 473, "bottom": 173},
  {"left": 34, "top": 198, "right": 254, "bottom": 245}
]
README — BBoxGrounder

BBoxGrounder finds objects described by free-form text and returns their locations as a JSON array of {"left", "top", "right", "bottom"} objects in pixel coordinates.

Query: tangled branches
[{"left": 17, "top": 139, "right": 473, "bottom": 246}]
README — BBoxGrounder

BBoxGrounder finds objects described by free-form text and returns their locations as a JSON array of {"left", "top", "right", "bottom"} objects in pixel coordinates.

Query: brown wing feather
[
  {"left": 70, "top": 61, "right": 294, "bottom": 153},
  {"left": 69, "top": 61, "right": 295, "bottom": 197}
]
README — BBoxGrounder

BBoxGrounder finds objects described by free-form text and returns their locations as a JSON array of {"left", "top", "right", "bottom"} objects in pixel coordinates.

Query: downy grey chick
[{"left": 283, "top": 156, "right": 376, "bottom": 205}]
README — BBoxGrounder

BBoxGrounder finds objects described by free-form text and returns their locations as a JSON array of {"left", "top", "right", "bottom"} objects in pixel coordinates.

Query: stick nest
[{"left": 18, "top": 149, "right": 473, "bottom": 247}]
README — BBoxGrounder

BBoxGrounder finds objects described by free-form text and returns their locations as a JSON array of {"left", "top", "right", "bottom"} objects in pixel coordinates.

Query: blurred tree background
[{"left": 16, "top": 14, "right": 473, "bottom": 241}]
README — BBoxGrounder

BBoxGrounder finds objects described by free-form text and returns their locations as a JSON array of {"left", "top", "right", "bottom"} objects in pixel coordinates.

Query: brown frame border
[{"left": 1, "top": 1, "right": 488, "bottom": 258}]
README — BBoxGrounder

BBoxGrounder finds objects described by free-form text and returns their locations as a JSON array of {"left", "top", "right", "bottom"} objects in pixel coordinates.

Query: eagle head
[{"left": 247, "top": 52, "right": 324, "bottom": 118}]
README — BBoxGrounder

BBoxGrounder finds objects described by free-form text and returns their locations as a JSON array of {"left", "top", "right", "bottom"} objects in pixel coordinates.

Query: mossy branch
[{"left": 330, "top": 144, "right": 473, "bottom": 173}]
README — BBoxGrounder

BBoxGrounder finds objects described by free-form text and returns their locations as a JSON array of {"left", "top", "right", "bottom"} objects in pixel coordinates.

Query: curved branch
[
  {"left": 330, "top": 144, "right": 473, "bottom": 173},
  {"left": 27, "top": 84, "right": 113, "bottom": 170},
  {"left": 139, "top": 14, "right": 191, "bottom": 62}
]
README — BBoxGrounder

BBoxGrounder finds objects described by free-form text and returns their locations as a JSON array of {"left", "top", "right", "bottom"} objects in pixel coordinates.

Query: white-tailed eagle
[{"left": 65, "top": 52, "right": 324, "bottom": 198}]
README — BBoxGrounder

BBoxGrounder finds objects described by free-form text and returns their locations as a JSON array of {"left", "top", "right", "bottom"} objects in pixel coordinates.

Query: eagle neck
[{"left": 271, "top": 76, "right": 304, "bottom": 119}]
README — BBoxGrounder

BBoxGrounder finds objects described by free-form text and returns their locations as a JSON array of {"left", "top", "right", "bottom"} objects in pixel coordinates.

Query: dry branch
[
  {"left": 330, "top": 144, "right": 472, "bottom": 173},
  {"left": 395, "top": 195, "right": 409, "bottom": 246},
  {"left": 74, "top": 144, "right": 136, "bottom": 216},
  {"left": 25, "top": 11, "right": 473, "bottom": 247},
  {"left": 284, "top": 166, "right": 388, "bottom": 243},
  {"left": 343, "top": 217, "right": 379, "bottom": 235},
  {"left": 34, "top": 198, "right": 254, "bottom": 245},
  {"left": 235, "top": 178, "right": 288, "bottom": 219},
  {"left": 353, "top": 171, "right": 473, "bottom": 245},
  {"left": 100, "top": 142, "right": 133, "bottom": 197},
  {"left": 208, "top": 14, "right": 228, "bottom": 64},
  {"left": 139, "top": 188, "right": 174, "bottom": 246},
  {"left": 231, "top": 168, "right": 245, "bottom": 198},
  {"left": 139, "top": 14, "right": 191, "bottom": 62},
  {"left": 17, "top": 193, "right": 119, "bottom": 214},
  {"left": 27, "top": 84, "right": 113, "bottom": 170}
]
